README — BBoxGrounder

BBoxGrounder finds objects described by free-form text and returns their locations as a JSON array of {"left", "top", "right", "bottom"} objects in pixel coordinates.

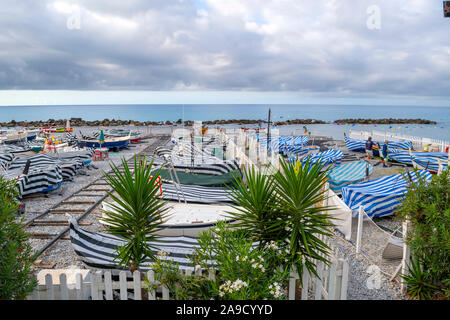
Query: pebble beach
[{"left": 9, "top": 124, "right": 412, "bottom": 300}]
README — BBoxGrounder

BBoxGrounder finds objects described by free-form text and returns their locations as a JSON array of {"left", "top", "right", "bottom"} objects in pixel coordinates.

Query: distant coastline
[{"left": 0, "top": 117, "right": 437, "bottom": 127}]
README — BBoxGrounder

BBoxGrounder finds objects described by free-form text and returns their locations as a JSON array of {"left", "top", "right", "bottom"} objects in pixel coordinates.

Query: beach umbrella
[{"left": 99, "top": 130, "right": 105, "bottom": 147}]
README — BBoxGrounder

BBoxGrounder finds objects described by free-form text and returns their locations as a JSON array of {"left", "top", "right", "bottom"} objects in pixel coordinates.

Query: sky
[{"left": 0, "top": 0, "right": 449, "bottom": 106}]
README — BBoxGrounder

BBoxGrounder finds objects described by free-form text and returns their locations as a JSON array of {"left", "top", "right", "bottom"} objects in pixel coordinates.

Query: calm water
[{"left": 0, "top": 104, "right": 449, "bottom": 141}]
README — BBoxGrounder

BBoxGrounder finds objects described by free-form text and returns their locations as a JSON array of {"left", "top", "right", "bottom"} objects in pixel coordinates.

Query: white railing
[
  {"left": 28, "top": 258, "right": 349, "bottom": 301},
  {"left": 349, "top": 130, "right": 449, "bottom": 152}
]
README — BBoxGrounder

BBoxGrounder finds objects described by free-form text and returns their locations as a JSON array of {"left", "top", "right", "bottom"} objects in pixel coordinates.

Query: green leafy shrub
[
  {"left": 147, "top": 221, "right": 290, "bottom": 300},
  {"left": 102, "top": 155, "right": 170, "bottom": 272},
  {"left": 0, "top": 175, "right": 37, "bottom": 299},
  {"left": 396, "top": 169, "right": 449, "bottom": 299}
]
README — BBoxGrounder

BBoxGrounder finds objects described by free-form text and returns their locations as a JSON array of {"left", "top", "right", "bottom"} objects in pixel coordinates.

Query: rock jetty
[
  {"left": 333, "top": 118, "right": 436, "bottom": 124},
  {"left": 0, "top": 117, "right": 437, "bottom": 127}
]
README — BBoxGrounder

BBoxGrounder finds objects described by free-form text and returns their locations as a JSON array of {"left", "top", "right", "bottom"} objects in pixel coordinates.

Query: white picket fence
[
  {"left": 349, "top": 130, "right": 449, "bottom": 152},
  {"left": 28, "top": 257, "right": 349, "bottom": 300}
]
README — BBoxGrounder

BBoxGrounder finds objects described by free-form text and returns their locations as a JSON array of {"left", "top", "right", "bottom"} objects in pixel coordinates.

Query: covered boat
[
  {"left": 160, "top": 182, "right": 234, "bottom": 204},
  {"left": 412, "top": 154, "right": 449, "bottom": 173},
  {"left": 328, "top": 160, "right": 373, "bottom": 193},
  {"left": 70, "top": 219, "right": 254, "bottom": 272},
  {"left": 0, "top": 164, "right": 63, "bottom": 196},
  {"left": 101, "top": 201, "right": 238, "bottom": 237},
  {"left": 82, "top": 135, "right": 130, "bottom": 150},
  {"left": 153, "top": 160, "right": 241, "bottom": 176},
  {"left": 282, "top": 145, "right": 320, "bottom": 157},
  {"left": 341, "top": 169, "right": 432, "bottom": 218},
  {"left": 153, "top": 169, "right": 240, "bottom": 188},
  {"left": 300, "top": 149, "right": 343, "bottom": 168},
  {"left": 388, "top": 151, "right": 448, "bottom": 166},
  {"left": 344, "top": 137, "right": 405, "bottom": 154},
  {"left": 0, "top": 130, "right": 28, "bottom": 144},
  {"left": 8, "top": 153, "right": 84, "bottom": 181}
]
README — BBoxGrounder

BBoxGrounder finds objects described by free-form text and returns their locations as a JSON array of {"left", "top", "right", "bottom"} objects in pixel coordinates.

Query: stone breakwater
[
  {"left": 0, "top": 117, "right": 437, "bottom": 127},
  {"left": 333, "top": 118, "right": 436, "bottom": 125}
]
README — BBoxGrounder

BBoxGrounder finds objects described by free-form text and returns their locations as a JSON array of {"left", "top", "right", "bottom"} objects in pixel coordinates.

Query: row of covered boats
[
  {"left": 344, "top": 136, "right": 449, "bottom": 173},
  {"left": 0, "top": 126, "right": 144, "bottom": 198},
  {"left": 69, "top": 128, "right": 447, "bottom": 272}
]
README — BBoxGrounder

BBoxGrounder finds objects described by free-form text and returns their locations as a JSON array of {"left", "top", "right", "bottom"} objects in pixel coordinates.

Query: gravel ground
[
  {"left": 19, "top": 130, "right": 170, "bottom": 273},
  {"left": 319, "top": 136, "right": 408, "bottom": 299}
]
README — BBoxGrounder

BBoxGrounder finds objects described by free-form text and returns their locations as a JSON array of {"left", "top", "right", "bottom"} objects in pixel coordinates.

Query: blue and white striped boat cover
[
  {"left": 302, "top": 149, "right": 343, "bottom": 166},
  {"left": 345, "top": 137, "right": 407, "bottom": 153},
  {"left": 282, "top": 145, "right": 309, "bottom": 157},
  {"left": 260, "top": 136, "right": 308, "bottom": 152},
  {"left": 345, "top": 137, "right": 365, "bottom": 152},
  {"left": 388, "top": 151, "right": 448, "bottom": 165},
  {"left": 69, "top": 218, "right": 260, "bottom": 272},
  {"left": 412, "top": 155, "right": 449, "bottom": 172},
  {"left": 341, "top": 170, "right": 432, "bottom": 218},
  {"left": 380, "top": 140, "right": 413, "bottom": 150},
  {"left": 328, "top": 161, "right": 373, "bottom": 192}
]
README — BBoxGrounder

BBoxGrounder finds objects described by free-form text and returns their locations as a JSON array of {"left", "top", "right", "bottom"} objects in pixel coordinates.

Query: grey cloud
[{"left": 0, "top": 0, "right": 448, "bottom": 98}]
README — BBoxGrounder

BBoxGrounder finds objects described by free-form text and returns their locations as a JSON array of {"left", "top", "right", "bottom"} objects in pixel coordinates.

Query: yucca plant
[
  {"left": 402, "top": 256, "right": 439, "bottom": 300},
  {"left": 227, "top": 166, "right": 282, "bottom": 242},
  {"left": 227, "top": 158, "right": 336, "bottom": 280},
  {"left": 273, "top": 158, "right": 336, "bottom": 278},
  {"left": 101, "top": 155, "right": 171, "bottom": 272}
]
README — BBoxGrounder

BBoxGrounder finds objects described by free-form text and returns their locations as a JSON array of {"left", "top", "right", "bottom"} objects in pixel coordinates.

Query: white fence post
[
  {"left": 104, "top": 271, "right": 113, "bottom": 300},
  {"left": 401, "top": 221, "right": 411, "bottom": 293},
  {"left": 59, "top": 274, "right": 69, "bottom": 300},
  {"left": 356, "top": 206, "right": 364, "bottom": 253},
  {"left": 30, "top": 256, "right": 350, "bottom": 301},
  {"left": 288, "top": 268, "right": 297, "bottom": 300}
]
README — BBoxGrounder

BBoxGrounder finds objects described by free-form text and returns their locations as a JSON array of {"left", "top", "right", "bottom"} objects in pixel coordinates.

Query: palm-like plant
[
  {"left": 273, "top": 158, "right": 336, "bottom": 278},
  {"left": 227, "top": 166, "right": 282, "bottom": 242},
  {"left": 101, "top": 155, "right": 171, "bottom": 272},
  {"left": 227, "top": 158, "right": 336, "bottom": 280}
]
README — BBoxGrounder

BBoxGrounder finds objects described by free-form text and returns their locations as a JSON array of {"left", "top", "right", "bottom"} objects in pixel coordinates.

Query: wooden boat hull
[{"left": 83, "top": 137, "right": 130, "bottom": 150}]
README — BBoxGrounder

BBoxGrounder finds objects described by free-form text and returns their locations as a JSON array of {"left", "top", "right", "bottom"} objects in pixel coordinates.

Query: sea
[{"left": 0, "top": 104, "right": 449, "bottom": 141}]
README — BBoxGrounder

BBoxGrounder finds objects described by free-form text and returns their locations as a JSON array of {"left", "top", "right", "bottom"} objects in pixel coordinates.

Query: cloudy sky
[{"left": 0, "top": 0, "right": 449, "bottom": 106}]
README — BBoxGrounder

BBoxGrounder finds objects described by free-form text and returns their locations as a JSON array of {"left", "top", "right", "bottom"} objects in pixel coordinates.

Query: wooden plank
[
  {"left": 45, "top": 274, "right": 54, "bottom": 300},
  {"left": 59, "top": 273, "right": 69, "bottom": 300},
  {"left": 104, "top": 271, "right": 113, "bottom": 300},
  {"left": 61, "top": 201, "right": 96, "bottom": 205},
  {"left": 133, "top": 271, "right": 142, "bottom": 300},
  {"left": 162, "top": 286, "right": 170, "bottom": 300},
  {"left": 340, "top": 259, "right": 349, "bottom": 300},
  {"left": 76, "top": 273, "right": 84, "bottom": 300},
  {"left": 31, "top": 221, "right": 92, "bottom": 226},
  {"left": 327, "top": 261, "right": 337, "bottom": 300},
  {"left": 314, "top": 261, "right": 324, "bottom": 300},
  {"left": 84, "top": 188, "right": 111, "bottom": 192},
  {"left": 119, "top": 271, "right": 128, "bottom": 300},
  {"left": 288, "top": 269, "right": 297, "bottom": 300},
  {"left": 28, "top": 233, "right": 70, "bottom": 240},
  {"left": 208, "top": 268, "right": 215, "bottom": 281},
  {"left": 90, "top": 271, "right": 101, "bottom": 300},
  {"left": 50, "top": 209, "right": 86, "bottom": 213},
  {"left": 34, "top": 260, "right": 56, "bottom": 269},
  {"left": 147, "top": 271, "right": 156, "bottom": 300},
  {"left": 301, "top": 265, "right": 310, "bottom": 300}
]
